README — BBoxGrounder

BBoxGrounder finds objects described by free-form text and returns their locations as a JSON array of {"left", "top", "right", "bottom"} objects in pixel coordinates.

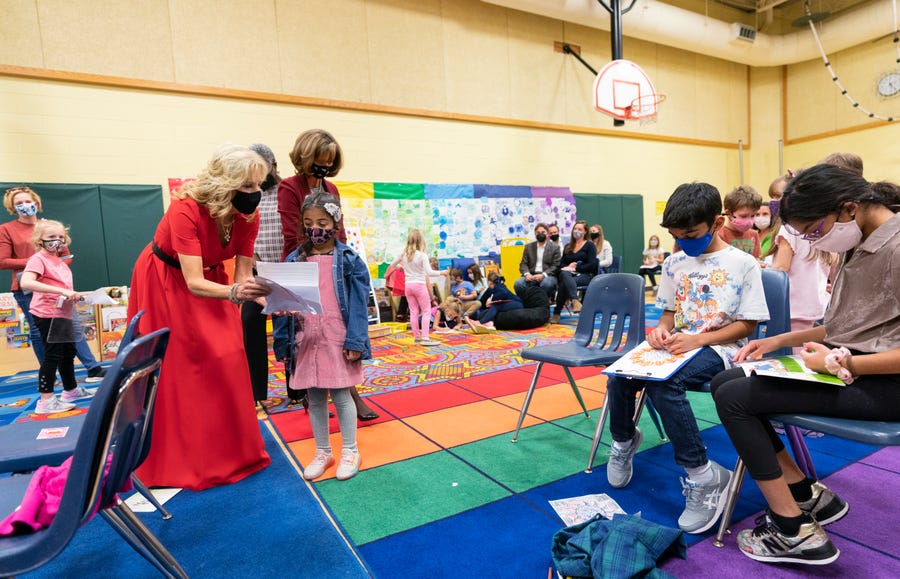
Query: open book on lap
[
  {"left": 739, "top": 355, "right": 845, "bottom": 386},
  {"left": 601, "top": 340, "right": 702, "bottom": 381}
]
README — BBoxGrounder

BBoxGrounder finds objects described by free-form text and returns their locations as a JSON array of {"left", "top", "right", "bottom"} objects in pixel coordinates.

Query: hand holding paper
[{"left": 255, "top": 261, "right": 322, "bottom": 315}]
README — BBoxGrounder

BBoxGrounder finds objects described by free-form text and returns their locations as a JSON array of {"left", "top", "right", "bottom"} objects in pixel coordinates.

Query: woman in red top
[
  {"left": 0, "top": 186, "right": 47, "bottom": 360},
  {"left": 277, "top": 129, "right": 347, "bottom": 260},
  {"left": 128, "top": 144, "right": 273, "bottom": 490}
]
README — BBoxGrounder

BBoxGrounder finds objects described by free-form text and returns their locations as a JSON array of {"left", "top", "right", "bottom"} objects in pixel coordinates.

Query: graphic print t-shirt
[{"left": 657, "top": 245, "right": 769, "bottom": 366}]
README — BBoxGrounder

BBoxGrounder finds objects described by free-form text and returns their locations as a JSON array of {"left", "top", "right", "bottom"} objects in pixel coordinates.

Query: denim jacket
[{"left": 273, "top": 241, "right": 372, "bottom": 370}]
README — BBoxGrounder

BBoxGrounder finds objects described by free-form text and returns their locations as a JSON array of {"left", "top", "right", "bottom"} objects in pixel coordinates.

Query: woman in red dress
[{"left": 128, "top": 144, "right": 272, "bottom": 490}]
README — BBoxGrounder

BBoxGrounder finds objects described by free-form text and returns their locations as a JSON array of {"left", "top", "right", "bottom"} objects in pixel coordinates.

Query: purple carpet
[{"left": 660, "top": 446, "right": 900, "bottom": 577}]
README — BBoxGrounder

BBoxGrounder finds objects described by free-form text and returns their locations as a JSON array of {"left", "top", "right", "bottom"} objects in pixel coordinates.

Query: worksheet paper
[{"left": 256, "top": 261, "right": 322, "bottom": 315}]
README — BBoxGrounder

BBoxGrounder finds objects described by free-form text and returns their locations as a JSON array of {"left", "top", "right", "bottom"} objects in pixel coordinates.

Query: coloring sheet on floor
[{"left": 549, "top": 493, "right": 628, "bottom": 526}]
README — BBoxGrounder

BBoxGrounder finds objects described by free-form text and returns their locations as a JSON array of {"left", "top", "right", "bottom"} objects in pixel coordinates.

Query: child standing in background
[
  {"left": 392, "top": 230, "right": 448, "bottom": 347},
  {"left": 20, "top": 220, "right": 94, "bottom": 414},
  {"left": 719, "top": 185, "right": 763, "bottom": 258},
  {"left": 285, "top": 192, "right": 372, "bottom": 481}
]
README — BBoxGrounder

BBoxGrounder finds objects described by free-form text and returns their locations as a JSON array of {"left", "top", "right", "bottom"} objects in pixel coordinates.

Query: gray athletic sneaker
[
  {"left": 678, "top": 460, "right": 733, "bottom": 534},
  {"left": 607, "top": 428, "right": 643, "bottom": 489},
  {"left": 798, "top": 481, "right": 849, "bottom": 526}
]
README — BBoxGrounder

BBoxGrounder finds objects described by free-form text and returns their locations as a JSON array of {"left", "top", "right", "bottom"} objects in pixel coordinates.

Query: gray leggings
[{"left": 308, "top": 387, "right": 358, "bottom": 453}]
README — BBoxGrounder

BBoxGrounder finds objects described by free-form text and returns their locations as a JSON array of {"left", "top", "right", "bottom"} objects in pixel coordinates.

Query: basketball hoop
[
  {"left": 593, "top": 59, "right": 663, "bottom": 123},
  {"left": 625, "top": 93, "right": 666, "bottom": 125}
]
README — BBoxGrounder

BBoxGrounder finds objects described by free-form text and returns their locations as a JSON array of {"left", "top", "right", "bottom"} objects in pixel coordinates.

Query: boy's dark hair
[
  {"left": 723, "top": 185, "right": 762, "bottom": 213},
  {"left": 820, "top": 152, "right": 863, "bottom": 176},
  {"left": 660, "top": 183, "right": 722, "bottom": 229},
  {"left": 449, "top": 267, "right": 463, "bottom": 279}
]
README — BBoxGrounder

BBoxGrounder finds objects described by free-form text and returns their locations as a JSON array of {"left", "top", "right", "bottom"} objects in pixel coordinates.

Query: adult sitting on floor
[
  {"left": 494, "top": 285, "right": 551, "bottom": 331},
  {"left": 514, "top": 222, "right": 561, "bottom": 301}
]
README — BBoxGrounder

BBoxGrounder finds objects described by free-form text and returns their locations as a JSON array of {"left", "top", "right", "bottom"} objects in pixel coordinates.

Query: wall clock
[{"left": 877, "top": 72, "right": 900, "bottom": 97}]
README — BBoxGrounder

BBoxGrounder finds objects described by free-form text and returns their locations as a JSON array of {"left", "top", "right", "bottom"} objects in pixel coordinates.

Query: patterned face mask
[{"left": 305, "top": 226, "right": 336, "bottom": 246}]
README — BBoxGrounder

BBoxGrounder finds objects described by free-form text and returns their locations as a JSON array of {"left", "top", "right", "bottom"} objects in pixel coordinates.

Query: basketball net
[{"left": 626, "top": 93, "right": 667, "bottom": 126}]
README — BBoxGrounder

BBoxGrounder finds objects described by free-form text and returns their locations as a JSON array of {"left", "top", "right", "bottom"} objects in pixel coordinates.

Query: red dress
[{"left": 128, "top": 198, "right": 270, "bottom": 490}]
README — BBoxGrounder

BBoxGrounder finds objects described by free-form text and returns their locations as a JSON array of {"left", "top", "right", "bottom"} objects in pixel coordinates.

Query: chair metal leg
[
  {"left": 641, "top": 397, "right": 667, "bottom": 441},
  {"left": 634, "top": 389, "right": 666, "bottom": 441},
  {"left": 585, "top": 397, "right": 611, "bottom": 473},
  {"left": 785, "top": 424, "right": 818, "bottom": 480},
  {"left": 512, "top": 362, "right": 543, "bottom": 442},
  {"left": 100, "top": 508, "right": 174, "bottom": 577},
  {"left": 561, "top": 367, "right": 590, "bottom": 418},
  {"left": 714, "top": 458, "right": 747, "bottom": 547},
  {"left": 110, "top": 503, "right": 188, "bottom": 578},
  {"left": 131, "top": 474, "right": 173, "bottom": 520}
]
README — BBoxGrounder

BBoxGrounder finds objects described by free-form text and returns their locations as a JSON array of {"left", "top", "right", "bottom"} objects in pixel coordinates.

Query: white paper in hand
[
  {"left": 84, "top": 288, "right": 118, "bottom": 305},
  {"left": 256, "top": 261, "right": 322, "bottom": 315}
]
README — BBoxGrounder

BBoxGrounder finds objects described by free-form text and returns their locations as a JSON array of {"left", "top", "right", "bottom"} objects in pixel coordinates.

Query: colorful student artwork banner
[{"left": 333, "top": 182, "right": 577, "bottom": 265}]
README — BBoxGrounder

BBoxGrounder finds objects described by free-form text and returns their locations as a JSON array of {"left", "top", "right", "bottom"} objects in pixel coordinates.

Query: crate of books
[
  {"left": 0, "top": 292, "right": 29, "bottom": 349},
  {"left": 96, "top": 286, "right": 129, "bottom": 360}
]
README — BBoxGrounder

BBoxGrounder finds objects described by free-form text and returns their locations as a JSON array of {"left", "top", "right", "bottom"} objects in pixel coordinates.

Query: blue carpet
[{"left": 23, "top": 423, "right": 370, "bottom": 578}]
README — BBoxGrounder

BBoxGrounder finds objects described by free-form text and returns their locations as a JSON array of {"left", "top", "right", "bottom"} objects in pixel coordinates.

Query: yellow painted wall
[
  {"left": 1, "top": 0, "right": 898, "bottom": 248},
  {"left": 0, "top": 0, "right": 749, "bottom": 144}
]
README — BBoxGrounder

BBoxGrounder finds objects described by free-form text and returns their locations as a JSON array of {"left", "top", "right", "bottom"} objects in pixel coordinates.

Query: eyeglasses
[{"left": 792, "top": 216, "right": 828, "bottom": 241}]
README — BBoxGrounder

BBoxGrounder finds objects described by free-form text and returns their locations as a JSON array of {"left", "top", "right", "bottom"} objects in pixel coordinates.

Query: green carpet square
[
  {"left": 316, "top": 451, "right": 510, "bottom": 545},
  {"left": 451, "top": 423, "right": 591, "bottom": 493}
]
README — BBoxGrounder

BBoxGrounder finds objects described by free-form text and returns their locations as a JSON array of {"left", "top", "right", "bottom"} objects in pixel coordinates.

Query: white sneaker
[
  {"left": 35, "top": 396, "right": 76, "bottom": 415},
  {"left": 607, "top": 428, "right": 643, "bottom": 488},
  {"left": 303, "top": 450, "right": 334, "bottom": 480},
  {"left": 419, "top": 339, "right": 440, "bottom": 346},
  {"left": 61, "top": 386, "right": 96, "bottom": 403},
  {"left": 336, "top": 449, "right": 361, "bottom": 481}
]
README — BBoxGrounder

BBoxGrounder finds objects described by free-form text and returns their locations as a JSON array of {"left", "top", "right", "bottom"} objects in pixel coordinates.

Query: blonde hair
[
  {"left": 176, "top": 144, "right": 267, "bottom": 220},
  {"left": 589, "top": 223, "right": 605, "bottom": 250},
  {"left": 4, "top": 186, "right": 42, "bottom": 215},
  {"left": 31, "top": 219, "right": 70, "bottom": 250},
  {"left": 440, "top": 296, "right": 464, "bottom": 319},
  {"left": 403, "top": 229, "right": 426, "bottom": 261},
  {"left": 289, "top": 129, "right": 343, "bottom": 177},
  {"left": 820, "top": 152, "right": 863, "bottom": 176}
]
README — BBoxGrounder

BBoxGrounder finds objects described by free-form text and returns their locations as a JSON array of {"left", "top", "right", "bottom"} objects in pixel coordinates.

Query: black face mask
[
  {"left": 310, "top": 164, "right": 331, "bottom": 179},
  {"left": 535, "top": 233, "right": 547, "bottom": 243},
  {"left": 232, "top": 190, "right": 262, "bottom": 214},
  {"left": 590, "top": 232, "right": 600, "bottom": 240},
  {"left": 549, "top": 234, "right": 560, "bottom": 242}
]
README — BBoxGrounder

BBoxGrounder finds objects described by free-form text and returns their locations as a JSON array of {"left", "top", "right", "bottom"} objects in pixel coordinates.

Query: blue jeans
[
  {"left": 607, "top": 346, "right": 725, "bottom": 469},
  {"left": 13, "top": 290, "right": 44, "bottom": 362},
  {"left": 474, "top": 300, "right": 523, "bottom": 325},
  {"left": 13, "top": 289, "right": 101, "bottom": 370}
]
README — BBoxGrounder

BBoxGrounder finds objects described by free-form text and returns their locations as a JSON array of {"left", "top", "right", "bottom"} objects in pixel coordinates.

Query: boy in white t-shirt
[{"left": 605, "top": 182, "right": 770, "bottom": 535}]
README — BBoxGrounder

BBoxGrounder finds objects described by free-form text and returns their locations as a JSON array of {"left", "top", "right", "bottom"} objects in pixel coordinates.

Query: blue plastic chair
[
  {"left": 606, "top": 255, "right": 622, "bottom": 274},
  {"left": 451, "top": 257, "right": 477, "bottom": 282},
  {"left": 512, "top": 274, "right": 651, "bottom": 443},
  {"left": 0, "top": 328, "right": 186, "bottom": 578},
  {"left": 590, "top": 269, "right": 794, "bottom": 473},
  {"left": 0, "top": 310, "right": 171, "bottom": 520}
]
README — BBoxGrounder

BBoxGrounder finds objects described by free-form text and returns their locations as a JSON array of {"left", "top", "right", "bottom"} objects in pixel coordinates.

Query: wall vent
[{"left": 730, "top": 22, "right": 757, "bottom": 44}]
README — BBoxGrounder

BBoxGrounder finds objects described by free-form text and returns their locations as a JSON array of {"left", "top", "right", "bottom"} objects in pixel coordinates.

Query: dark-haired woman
[
  {"left": 550, "top": 220, "right": 597, "bottom": 323},
  {"left": 710, "top": 164, "right": 900, "bottom": 566}
]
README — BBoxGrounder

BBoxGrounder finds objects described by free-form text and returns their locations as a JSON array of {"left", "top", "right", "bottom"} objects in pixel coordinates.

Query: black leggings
[
  {"left": 711, "top": 367, "right": 900, "bottom": 481},
  {"left": 640, "top": 266, "right": 661, "bottom": 287},
  {"left": 33, "top": 315, "right": 77, "bottom": 394}
]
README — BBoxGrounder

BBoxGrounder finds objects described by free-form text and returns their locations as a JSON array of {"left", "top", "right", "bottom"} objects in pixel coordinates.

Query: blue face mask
[
  {"left": 675, "top": 232, "right": 714, "bottom": 257},
  {"left": 15, "top": 202, "right": 37, "bottom": 217}
]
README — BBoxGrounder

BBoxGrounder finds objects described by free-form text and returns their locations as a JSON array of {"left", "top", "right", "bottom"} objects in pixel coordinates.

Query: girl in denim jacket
[{"left": 276, "top": 192, "right": 371, "bottom": 481}]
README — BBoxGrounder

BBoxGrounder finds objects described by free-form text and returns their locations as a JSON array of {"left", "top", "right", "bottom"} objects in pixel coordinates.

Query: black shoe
[
  {"left": 358, "top": 409, "right": 380, "bottom": 421},
  {"left": 737, "top": 511, "right": 839, "bottom": 565},
  {"left": 85, "top": 366, "right": 107, "bottom": 383}
]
